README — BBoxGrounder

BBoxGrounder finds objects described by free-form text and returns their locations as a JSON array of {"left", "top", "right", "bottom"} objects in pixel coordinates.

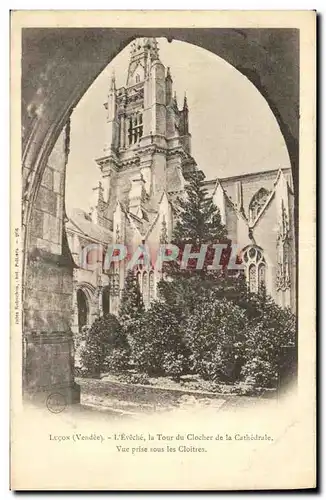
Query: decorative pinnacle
[
  {"left": 110, "top": 71, "right": 116, "bottom": 91},
  {"left": 166, "top": 66, "right": 172, "bottom": 80},
  {"left": 130, "top": 38, "right": 159, "bottom": 60},
  {"left": 92, "top": 180, "right": 104, "bottom": 205}
]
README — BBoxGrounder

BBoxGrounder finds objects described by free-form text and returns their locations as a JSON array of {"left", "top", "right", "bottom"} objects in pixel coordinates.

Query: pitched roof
[{"left": 65, "top": 207, "right": 113, "bottom": 244}]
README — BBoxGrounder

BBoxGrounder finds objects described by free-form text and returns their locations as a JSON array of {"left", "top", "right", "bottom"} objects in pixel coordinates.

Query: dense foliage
[
  {"left": 78, "top": 168, "right": 296, "bottom": 393},
  {"left": 128, "top": 301, "right": 189, "bottom": 380},
  {"left": 119, "top": 270, "right": 145, "bottom": 334},
  {"left": 240, "top": 298, "right": 296, "bottom": 390},
  {"left": 184, "top": 290, "right": 248, "bottom": 381},
  {"left": 80, "top": 313, "right": 129, "bottom": 377}
]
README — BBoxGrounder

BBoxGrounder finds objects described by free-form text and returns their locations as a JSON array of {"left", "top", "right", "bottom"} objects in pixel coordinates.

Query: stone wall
[{"left": 23, "top": 122, "right": 80, "bottom": 405}]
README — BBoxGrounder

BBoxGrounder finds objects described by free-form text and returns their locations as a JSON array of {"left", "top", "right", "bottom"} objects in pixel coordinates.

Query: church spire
[
  {"left": 166, "top": 67, "right": 173, "bottom": 104},
  {"left": 183, "top": 92, "right": 188, "bottom": 110}
]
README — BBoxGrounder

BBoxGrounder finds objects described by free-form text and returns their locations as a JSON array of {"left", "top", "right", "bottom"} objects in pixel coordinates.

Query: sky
[{"left": 65, "top": 37, "right": 291, "bottom": 214}]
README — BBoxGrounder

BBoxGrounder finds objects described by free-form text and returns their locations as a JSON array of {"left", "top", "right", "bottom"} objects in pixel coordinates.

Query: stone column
[{"left": 22, "top": 123, "right": 80, "bottom": 406}]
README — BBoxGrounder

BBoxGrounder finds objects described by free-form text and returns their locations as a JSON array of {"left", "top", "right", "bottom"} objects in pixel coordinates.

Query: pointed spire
[
  {"left": 98, "top": 180, "right": 104, "bottom": 202},
  {"left": 110, "top": 70, "right": 116, "bottom": 91},
  {"left": 90, "top": 181, "right": 104, "bottom": 224},
  {"left": 91, "top": 180, "right": 104, "bottom": 208},
  {"left": 183, "top": 92, "right": 188, "bottom": 110}
]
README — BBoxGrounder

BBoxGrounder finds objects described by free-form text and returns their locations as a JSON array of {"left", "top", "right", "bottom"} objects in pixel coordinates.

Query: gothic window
[
  {"left": 110, "top": 273, "right": 120, "bottom": 296},
  {"left": 135, "top": 74, "right": 140, "bottom": 83},
  {"left": 258, "top": 264, "right": 266, "bottom": 293},
  {"left": 128, "top": 112, "right": 143, "bottom": 145},
  {"left": 242, "top": 246, "right": 266, "bottom": 294},
  {"left": 102, "top": 286, "right": 110, "bottom": 315},
  {"left": 149, "top": 271, "right": 155, "bottom": 302},
  {"left": 77, "top": 289, "right": 88, "bottom": 333},
  {"left": 136, "top": 271, "right": 142, "bottom": 294},
  {"left": 249, "top": 188, "right": 270, "bottom": 223},
  {"left": 142, "top": 271, "right": 149, "bottom": 307},
  {"left": 249, "top": 264, "right": 257, "bottom": 294}
]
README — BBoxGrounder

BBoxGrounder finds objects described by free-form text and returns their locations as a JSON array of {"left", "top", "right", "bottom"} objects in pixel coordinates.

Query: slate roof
[{"left": 65, "top": 207, "right": 113, "bottom": 244}]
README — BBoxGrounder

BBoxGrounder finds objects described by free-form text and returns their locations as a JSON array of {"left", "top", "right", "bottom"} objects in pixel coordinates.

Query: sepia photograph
[{"left": 11, "top": 11, "right": 316, "bottom": 490}]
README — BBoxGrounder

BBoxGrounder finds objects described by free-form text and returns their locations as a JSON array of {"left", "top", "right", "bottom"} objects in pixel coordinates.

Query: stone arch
[
  {"left": 22, "top": 29, "right": 298, "bottom": 249},
  {"left": 20, "top": 28, "right": 299, "bottom": 403},
  {"left": 76, "top": 281, "right": 96, "bottom": 301},
  {"left": 74, "top": 282, "right": 96, "bottom": 331}
]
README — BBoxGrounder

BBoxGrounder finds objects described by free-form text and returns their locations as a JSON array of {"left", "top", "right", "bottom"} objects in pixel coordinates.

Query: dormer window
[{"left": 128, "top": 112, "right": 143, "bottom": 145}]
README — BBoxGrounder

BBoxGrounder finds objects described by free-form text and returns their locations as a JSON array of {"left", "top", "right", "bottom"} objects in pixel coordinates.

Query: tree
[
  {"left": 129, "top": 301, "right": 190, "bottom": 379},
  {"left": 80, "top": 313, "right": 127, "bottom": 377},
  {"left": 119, "top": 270, "right": 145, "bottom": 334},
  {"left": 240, "top": 298, "right": 296, "bottom": 390},
  {"left": 159, "top": 168, "right": 245, "bottom": 309},
  {"left": 184, "top": 289, "right": 248, "bottom": 382},
  {"left": 173, "top": 169, "right": 228, "bottom": 245}
]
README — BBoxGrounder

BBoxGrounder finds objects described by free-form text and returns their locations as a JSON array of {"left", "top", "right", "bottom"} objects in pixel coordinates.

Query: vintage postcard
[{"left": 10, "top": 10, "right": 316, "bottom": 490}]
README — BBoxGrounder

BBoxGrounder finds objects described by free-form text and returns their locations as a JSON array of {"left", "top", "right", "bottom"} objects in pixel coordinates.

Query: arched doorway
[{"left": 77, "top": 289, "right": 88, "bottom": 333}]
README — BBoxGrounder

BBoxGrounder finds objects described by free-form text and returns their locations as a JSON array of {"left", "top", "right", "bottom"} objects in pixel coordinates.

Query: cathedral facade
[{"left": 65, "top": 38, "right": 296, "bottom": 334}]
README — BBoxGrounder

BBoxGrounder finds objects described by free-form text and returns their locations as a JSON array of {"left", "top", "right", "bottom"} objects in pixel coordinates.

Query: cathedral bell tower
[{"left": 95, "top": 37, "right": 196, "bottom": 228}]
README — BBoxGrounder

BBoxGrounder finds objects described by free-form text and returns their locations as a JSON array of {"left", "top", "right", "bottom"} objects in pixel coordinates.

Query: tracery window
[
  {"left": 142, "top": 272, "right": 149, "bottom": 308},
  {"left": 128, "top": 112, "right": 143, "bottom": 145},
  {"left": 149, "top": 271, "right": 155, "bottom": 302},
  {"left": 248, "top": 188, "right": 270, "bottom": 223},
  {"left": 109, "top": 273, "right": 120, "bottom": 296},
  {"left": 133, "top": 268, "right": 155, "bottom": 308},
  {"left": 242, "top": 246, "right": 266, "bottom": 294}
]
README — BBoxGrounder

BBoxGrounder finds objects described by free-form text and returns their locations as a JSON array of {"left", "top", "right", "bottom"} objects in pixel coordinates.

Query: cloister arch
[
  {"left": 20, "top": 27, "right": 299, "bottom": 404},
  {"left": 76, "top": 289, "right": 88, "bottom": 333},
  {"left": 72, "top": 281, "right": 97, "bottom": 333}
]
